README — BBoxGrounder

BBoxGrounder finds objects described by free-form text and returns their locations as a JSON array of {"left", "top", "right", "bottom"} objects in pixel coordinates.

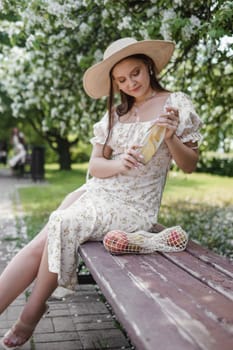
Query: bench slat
[
  {"left": 79, "top": 242, "right": 233, "bottom": 350},
  {"left": 143, "top": 253, "right": 233, "bottom": 322},
  {"left": 127, "top": 253, "right": 233, "bottom": 346},
  {"left": 186, "top": 241, "right": 233, "bottom": 279},
  {"left": 161, "top": 248, "right": 233, "bottom": 302}
]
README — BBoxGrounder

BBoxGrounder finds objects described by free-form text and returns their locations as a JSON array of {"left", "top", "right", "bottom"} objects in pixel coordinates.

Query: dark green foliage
[{"left": 197, "top": 153, "right": 233, "bottom": 176}]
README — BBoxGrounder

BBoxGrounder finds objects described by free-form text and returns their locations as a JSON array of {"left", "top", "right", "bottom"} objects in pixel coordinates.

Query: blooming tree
[{"left": 0, "top": 0, "right": 232, "bottom": 169}]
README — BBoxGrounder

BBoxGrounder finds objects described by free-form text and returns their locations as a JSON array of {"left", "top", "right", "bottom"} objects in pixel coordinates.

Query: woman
[
  {"left": 9, "top": 128, "right": 27, "bottom": 169},
  {"left": 8, "top": 128, "right": 27, "bottom": 170},
  {"left": 0, "top": 37, "right": 202, "bottom": 349}
]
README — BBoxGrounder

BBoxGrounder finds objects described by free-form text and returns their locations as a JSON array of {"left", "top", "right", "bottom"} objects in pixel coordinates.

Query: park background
[{"left": 0, "top": 0, "right": 232, "bottom": 259}]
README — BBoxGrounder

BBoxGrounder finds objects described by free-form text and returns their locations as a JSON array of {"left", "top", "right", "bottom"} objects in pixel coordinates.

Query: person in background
[
  {"left": 8, "top": 128, "right": 27, "bottom": 170},
  {"left": 0, "top": 37, "right": 202, "bottom": 349}
]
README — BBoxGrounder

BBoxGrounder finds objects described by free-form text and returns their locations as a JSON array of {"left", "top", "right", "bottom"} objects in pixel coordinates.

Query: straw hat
[{"left": 83, "top": 37, "right": 175, "bottom": 99}]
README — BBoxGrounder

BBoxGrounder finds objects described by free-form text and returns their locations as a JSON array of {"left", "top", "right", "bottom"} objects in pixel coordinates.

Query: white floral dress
[{"left": 47, "top": 92, "right": 202, "bottom": 289}]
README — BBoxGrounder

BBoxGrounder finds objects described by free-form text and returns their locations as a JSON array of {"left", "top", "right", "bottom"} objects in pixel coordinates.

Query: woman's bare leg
[
  {"left": 0, "top": 226, "right": 47, "bottom": 314},
  {"left": 0, "top": 190, "right": 84, "bottom": 314},
  {"left": 2, "top": 240, "right": 58, "bottom": 348},
  {"left": 20, "top": 239, "right": 58, "bottom": 326}
]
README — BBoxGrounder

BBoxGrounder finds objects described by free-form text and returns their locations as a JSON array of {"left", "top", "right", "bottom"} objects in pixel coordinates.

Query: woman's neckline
[
  {"left": 134, "top": 90, "right": 158, "bottom": 107},
  {"left": 118, "top": 92, "right": 172, "bottom": 124}
]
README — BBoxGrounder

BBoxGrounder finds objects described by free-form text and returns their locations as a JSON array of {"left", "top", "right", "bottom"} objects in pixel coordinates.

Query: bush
[
  {"left": 159, "top": 201, "right": 233, "bottom": 259},
  {"left": 197, "top": 152, "right": 233, "bottom": 177}
]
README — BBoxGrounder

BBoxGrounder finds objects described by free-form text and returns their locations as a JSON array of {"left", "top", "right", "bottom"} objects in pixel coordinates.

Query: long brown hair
[{"left": 103, "top": 54, "right": 167, "bottom": 158}]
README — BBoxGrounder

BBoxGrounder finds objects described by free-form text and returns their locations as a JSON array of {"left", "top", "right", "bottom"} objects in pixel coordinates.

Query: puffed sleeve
[
  {"left": 169, "top": 92, "right": 203, "bottom": 144},
  {"left": 90, "top": 112, "right": 109, "bottom": 145}
]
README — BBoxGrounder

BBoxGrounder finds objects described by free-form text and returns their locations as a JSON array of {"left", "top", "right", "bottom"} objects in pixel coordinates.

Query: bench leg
[{"left": 77, "top": 260, "right": 96, "bottom": 285}]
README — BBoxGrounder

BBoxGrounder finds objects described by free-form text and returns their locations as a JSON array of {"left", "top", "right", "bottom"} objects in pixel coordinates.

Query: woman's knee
[{"left": 58, "top": 190, "right": 85, "bottom": 210}]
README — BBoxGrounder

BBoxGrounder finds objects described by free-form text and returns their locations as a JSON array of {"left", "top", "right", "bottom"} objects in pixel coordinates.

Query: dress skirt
[{"left": 47, "top": 188, "right": 152, "bottom": 290}]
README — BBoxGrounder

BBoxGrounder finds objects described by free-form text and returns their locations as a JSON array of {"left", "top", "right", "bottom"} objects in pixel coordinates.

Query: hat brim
[{"left": 83, "top": 40, "right": 175, "bottom": 99}]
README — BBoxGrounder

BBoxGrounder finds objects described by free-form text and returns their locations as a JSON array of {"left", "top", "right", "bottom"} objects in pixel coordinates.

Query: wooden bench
[{"left": 78, "top": 239, "right": 233, "bottom": 350}]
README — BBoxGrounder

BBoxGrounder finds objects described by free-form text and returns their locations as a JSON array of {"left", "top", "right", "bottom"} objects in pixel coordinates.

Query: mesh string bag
[{"left": 103, "top": 226, "right": 188, "bottom": 255}]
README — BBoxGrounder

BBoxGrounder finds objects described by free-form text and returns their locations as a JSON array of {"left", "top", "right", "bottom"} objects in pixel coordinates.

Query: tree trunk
[{"left": 57, "top": 138, "right": 72, "bottom": 170}]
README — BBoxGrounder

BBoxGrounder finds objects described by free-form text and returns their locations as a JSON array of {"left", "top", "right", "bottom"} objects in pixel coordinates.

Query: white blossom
[
  {"left": 181, "top": 15, "right": 201, "bottom": 41},
  {"left": 117, "top": 16, "right": 131, "bottom": 31},
  {"left": 47, "top": 1, "right": 64, "bottom": 16},
  {"left": 160, "top": 9, "right": 176, "bottom": 40},
  {"left": 0, "top": 20, "right": 23, "bottom": 37},
  {"left": 79, "top": 22, "right": 89, "bottom": 34},
  {"left": 146, "top": 6, "right": 157, "bottom": 18},
  {"left": 181, "top": 25, "right": 193, "bottom": 41},
  {"left": 190, "top": 15, "right": 201, "bottom": 28},
  {"left": 94, "top": 49, "right": 102, "bottom": 61},
  {"left": 173, "top": 0, "right": 182, "bottom": 6},
  {"left": 60, "top": 121, "right": 66, "bottom": 135},
  {"left": 162, "top": 9, "right": 176, "bottom": 21},
  {"left": 139, "top": 28, "right": 150, "bottom": 40},
  {"left": 42, "top": 119, "right": 49, "bottom": 132},
  {"left": 219, "top": 35, "right": 233, "bottom": 57},
  {"left": 26, "top": 34, "right": 36, "bottom": 49},
  {"left": 102, "top": 9, "right": 108, "bottom": 19}
]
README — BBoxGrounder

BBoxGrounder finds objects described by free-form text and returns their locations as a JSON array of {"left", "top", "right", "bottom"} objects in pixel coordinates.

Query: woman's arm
[
  {"left": 89, "top": 143, "right": 141, "bottom": 179},
  {"left": 165, "top": 137, "right": 199, "bottom": 173}
]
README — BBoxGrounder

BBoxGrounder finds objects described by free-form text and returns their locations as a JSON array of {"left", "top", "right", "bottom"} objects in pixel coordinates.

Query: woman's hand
[
  {"left": 89, "top": 143, "right": 143, "bottom": 178},
  {"left": 119, "top": 145, "right": 143, "bottom": 173},
  {"left": 157, "top": 107, "right": 179, "bottom": 140},
  {"left": 155, "top": 107, "right": 199, "bottom": 173}
]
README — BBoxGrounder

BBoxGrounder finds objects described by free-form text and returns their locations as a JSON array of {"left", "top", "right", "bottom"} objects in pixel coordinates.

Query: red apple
[
  {"left": 167, "top": 230, "right": 186, "bottom": 247},
  {"left": 103, "top": 230, "right": 129, "bottom": 254}
]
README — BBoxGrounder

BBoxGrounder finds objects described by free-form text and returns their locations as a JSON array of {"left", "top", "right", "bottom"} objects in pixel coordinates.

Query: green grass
[
  {"left": 163, "top": 171, "right": 233, "bottom": 205},
  {"left": 21, "top": 164, "right": 87, "bottom": 211},
  {"left": 18, "top": 165, "right": 233, "bottom": 259},
  {"left": 18, "top": 164, "right": 87, "bottom": 239}
]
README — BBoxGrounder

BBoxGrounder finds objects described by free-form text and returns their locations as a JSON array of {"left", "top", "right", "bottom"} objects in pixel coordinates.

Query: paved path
[{"left": 0, "top": 168, "right": 131, "bottom": 350}]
